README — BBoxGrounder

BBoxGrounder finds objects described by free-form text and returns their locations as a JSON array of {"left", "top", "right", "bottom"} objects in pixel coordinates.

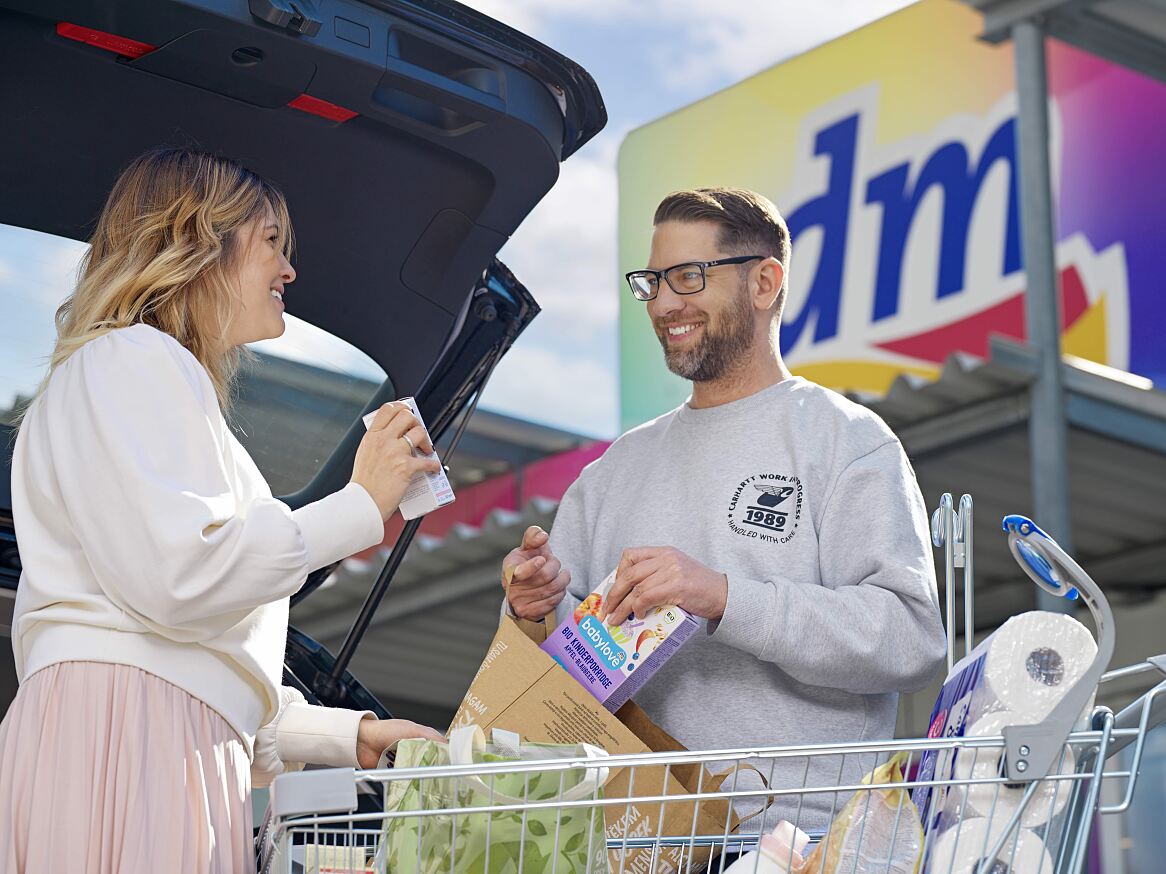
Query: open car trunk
[{"left": 0, "top": 0, "right": 605, "bottom": 715}]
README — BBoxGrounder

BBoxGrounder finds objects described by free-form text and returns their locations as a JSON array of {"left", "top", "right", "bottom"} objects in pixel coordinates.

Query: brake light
[
  {"left": 289, "top": 94, "right": 358, "bottom": 123},
  {"left": 56, "top": 22, "right": 156, "bottom": 59},
  {"left": 57, "top": 22, "right": 357, "bottom": 123}
]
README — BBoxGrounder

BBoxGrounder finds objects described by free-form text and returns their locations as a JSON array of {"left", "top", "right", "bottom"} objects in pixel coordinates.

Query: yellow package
[{"left": 797, "top": 752, "right": 923, "bottom": 874}]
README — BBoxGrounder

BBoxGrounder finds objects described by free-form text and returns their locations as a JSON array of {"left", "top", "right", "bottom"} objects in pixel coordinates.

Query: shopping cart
[{"left": 257, "top": 495, "right": 1166, "bottom": 874}]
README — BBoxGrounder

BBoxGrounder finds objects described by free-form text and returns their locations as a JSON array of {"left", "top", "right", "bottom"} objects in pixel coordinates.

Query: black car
[{"left": 0, "top": 0, "right": 605, "bottom": 719}]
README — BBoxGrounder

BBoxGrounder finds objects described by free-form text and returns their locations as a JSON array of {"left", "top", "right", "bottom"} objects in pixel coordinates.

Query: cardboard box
[
  {"left": 540, "top": 569, "right": 701, "bottom": 712},
  {"left": 451, "top": 616, "right": 740, "bottom": 873},
  {"left": 362, "top": 397, "right": 454, "bottom": 520}
]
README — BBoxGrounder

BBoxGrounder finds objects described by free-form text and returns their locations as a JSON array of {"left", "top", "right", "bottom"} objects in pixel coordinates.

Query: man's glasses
[{"left": 625, "top": 255, "right": 766, "bottom": 301}]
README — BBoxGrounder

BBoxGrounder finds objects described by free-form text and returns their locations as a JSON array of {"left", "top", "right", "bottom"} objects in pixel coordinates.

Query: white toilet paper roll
[
  {"left": 979, "top": 612, "right": 1096, "bottom": 720},
  {"left": 930, "top": 820, "right": 1052, "bottom": 874},
  {"left": 951, "top": 712, "right": 1077, "bottom": 827}
]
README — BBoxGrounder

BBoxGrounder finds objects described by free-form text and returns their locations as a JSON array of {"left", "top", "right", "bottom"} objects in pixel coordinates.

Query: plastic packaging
[
  {"left": 722, "top": 821, "right": 809, "bottom": 873},
  {"left": 913, "top": 611, "right": 1097, "bottom": 871},
  {"left": 796, "top": 752, "right": 923, "bottom": 874},
  {"left": 948, "top": 711, "right": 1075, "bottom": 828},
  {"left": 929, "top": 819, "right": 1052, "bottom": 874},
  {"left": 378, "top": 726, "right": 609, "bottom": 873}
]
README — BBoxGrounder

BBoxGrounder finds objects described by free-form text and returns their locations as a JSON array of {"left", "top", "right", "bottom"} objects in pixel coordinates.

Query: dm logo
[
  {"left": 727, "top": 474, "right": 802, "bottom": 545},
  {"left": 775, "top": 88, "right": 1130, "bottom": 396}
]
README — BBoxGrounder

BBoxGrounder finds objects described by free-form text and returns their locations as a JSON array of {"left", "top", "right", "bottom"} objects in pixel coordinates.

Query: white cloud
[
  {"left": 250, "top": 314, "right": 384, "bottom": 379},
  {"left": 0, "top": 228, "right": 88, "bottom": 303},
  {"left": 481, "top": 343, "right": 617, "bottom": 437},
  {"left": 461, "top": 1, "right": 921, "bottom": 437},
  {"left": 660, "top": 0, "right": 920, "bottom": 89},
  {"left": 499, "top": 146, "right": 622, "bottom": 340},
  {"left": 460, "top": 0, "right": 617, "bottom": 36},
  {"left": 464, "top": 0, "right": 919, "bottom": 94},
  {"left": 484, "top": 133, "right": 625, "bottom": 436}
]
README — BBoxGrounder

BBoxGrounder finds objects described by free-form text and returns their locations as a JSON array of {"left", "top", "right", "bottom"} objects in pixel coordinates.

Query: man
[{"left": 502, "top": 187, "right": 946, "bottom": 834}]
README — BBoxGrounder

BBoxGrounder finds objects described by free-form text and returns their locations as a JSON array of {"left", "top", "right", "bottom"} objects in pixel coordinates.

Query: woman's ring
[{"left": 401, "top": 434, "right": 417, "bottom": 454}]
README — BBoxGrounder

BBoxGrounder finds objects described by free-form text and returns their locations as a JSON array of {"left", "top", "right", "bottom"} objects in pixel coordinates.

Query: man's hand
[
  {"left": 501, "top": 525, "right": 571, "bottom": 621},
  {"left": 601, "top": 546, "right": 728, "bottom": 626},
  {"left": 356, "top": 718, "right": 444, "bottom": 769}
]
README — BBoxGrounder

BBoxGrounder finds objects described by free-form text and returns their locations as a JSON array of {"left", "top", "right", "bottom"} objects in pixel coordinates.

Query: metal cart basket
[{"left": 258, "top": 497, "right": 1166, "bottom": 874}]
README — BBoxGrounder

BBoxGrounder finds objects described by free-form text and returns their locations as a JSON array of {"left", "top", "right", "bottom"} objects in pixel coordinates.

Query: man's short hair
[{"left": 654, "top": 187, "right": 791, "bottom": 309}]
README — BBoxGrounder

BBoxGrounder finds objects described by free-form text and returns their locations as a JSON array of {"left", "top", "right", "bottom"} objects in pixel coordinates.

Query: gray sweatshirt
[{"left": 546, "top": 377, "right": 947, "bottom": 832}]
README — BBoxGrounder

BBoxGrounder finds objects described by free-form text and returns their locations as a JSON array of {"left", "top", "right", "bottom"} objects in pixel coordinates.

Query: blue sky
[
  {"left": 466, "top": 0, "right": 918, "bottom": 438},
  {"left": 0, "top": 2, "right": 917, "bottom": 434}
]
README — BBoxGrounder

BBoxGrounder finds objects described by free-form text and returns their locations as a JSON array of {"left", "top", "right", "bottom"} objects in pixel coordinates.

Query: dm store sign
[{"left": 617, "top": 0, "right": 1164, "bottom": 429}]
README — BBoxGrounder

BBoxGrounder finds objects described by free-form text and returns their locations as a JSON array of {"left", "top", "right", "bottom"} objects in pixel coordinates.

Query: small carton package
[
  {"left": 540, "top": 569, "right": 700, "bottom": 711},
  {"left": 362, "top": 396, "right": 454, "bottom": 520},
  {"left": 451, "top": 615, "right": 741, "bottom": 874}
]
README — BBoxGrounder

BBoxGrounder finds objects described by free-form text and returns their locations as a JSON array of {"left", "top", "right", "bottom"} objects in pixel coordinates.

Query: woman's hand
[
  {"left": 356, "top": 718, "right": 445, "bottom": 769},
  {"left": 351, "top": 402, "right": 442, "bottom": 521}
]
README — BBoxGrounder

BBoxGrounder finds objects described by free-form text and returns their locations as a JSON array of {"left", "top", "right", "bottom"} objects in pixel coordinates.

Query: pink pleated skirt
[{"left": 0, "top": 661, "right": 254, "bottom": 873}]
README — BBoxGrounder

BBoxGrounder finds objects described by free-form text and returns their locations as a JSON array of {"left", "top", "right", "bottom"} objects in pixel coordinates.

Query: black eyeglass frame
[{"left": 624, "top": 255, "right": 767, "bottom": 301}]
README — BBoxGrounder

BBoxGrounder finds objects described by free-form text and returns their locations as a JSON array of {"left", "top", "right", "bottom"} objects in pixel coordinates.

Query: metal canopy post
[{"left": 1013, "top": 18, "right": 1073, "bottom": 613}]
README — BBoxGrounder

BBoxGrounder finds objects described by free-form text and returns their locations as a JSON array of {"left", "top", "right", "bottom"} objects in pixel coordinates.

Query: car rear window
[{"left": 0, "top": 223, "right": 386, "bottom": 497}]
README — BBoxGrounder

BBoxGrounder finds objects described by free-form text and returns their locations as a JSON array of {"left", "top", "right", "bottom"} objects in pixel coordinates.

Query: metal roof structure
[
  {"left": 868, "top": 338, "right": 1166, "bottom": 630},
  {"left": 961, "top": 0, "right": 1166, "bottom": 614},
  {"left": 292, "top": 339, "right": 1166, "bottom": 725},
  {"left": 234, "top": 352, "right": 595, "bottom": 497},
  {"left": 965, "top": 0, "right": 1166, "bottom": 83}
]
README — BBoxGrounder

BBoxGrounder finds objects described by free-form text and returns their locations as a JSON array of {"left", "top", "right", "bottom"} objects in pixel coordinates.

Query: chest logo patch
[{"left": 727, "top": 474, "right": 802, "bottom": 544}]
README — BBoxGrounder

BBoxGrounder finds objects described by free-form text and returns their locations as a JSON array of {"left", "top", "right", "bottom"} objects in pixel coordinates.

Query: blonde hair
[{"left": 40, "top": 148, "right": 293, "bottom": 413}]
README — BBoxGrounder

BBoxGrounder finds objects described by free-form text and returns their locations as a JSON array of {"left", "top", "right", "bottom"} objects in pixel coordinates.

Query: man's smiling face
[{"left": 645, "top": 220, "right": 757, "bottom": 383}]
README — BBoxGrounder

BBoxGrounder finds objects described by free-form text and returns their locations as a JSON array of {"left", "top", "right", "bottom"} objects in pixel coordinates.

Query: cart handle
[
  {"left": 931, "top": 493, "right": 975, "bottom": 673},
  {"left": 999, "top": 515, "right": 1116, "bottom": 782}
]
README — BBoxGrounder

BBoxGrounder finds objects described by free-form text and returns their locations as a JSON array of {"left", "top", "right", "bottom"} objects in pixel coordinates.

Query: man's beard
[{"left": 657, "top": 290, "right": 755, "bottom": 383}]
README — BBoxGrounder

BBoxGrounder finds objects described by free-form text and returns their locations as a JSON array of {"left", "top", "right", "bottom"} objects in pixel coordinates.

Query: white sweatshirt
[
  {"left": 10, "top": 324, "right": 387, "bottom": 779},
  {"left": 544, "top": 377, "right": 946, "bottom": 831}
]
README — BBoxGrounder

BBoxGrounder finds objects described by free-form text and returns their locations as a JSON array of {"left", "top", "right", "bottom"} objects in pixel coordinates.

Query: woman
[{"left": 0, "top": 149, "right": 446, "bottom": 872}]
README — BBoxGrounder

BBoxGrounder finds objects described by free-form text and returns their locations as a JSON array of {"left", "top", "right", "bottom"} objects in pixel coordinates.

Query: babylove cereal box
[{"left": 539, "top": 569, "right": 700, "bottom": 711}]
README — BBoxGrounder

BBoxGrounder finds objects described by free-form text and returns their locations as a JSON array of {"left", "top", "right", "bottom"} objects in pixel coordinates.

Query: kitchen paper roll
[
  {"left": 930, "top": 820, "right": 1052, "bottom": 874},
  {"left": 951, "top": 712, "right": 1076, "bottom": 828},
  {"left": 977, "top": 612, "right": 1097, "bottom": 721}
]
